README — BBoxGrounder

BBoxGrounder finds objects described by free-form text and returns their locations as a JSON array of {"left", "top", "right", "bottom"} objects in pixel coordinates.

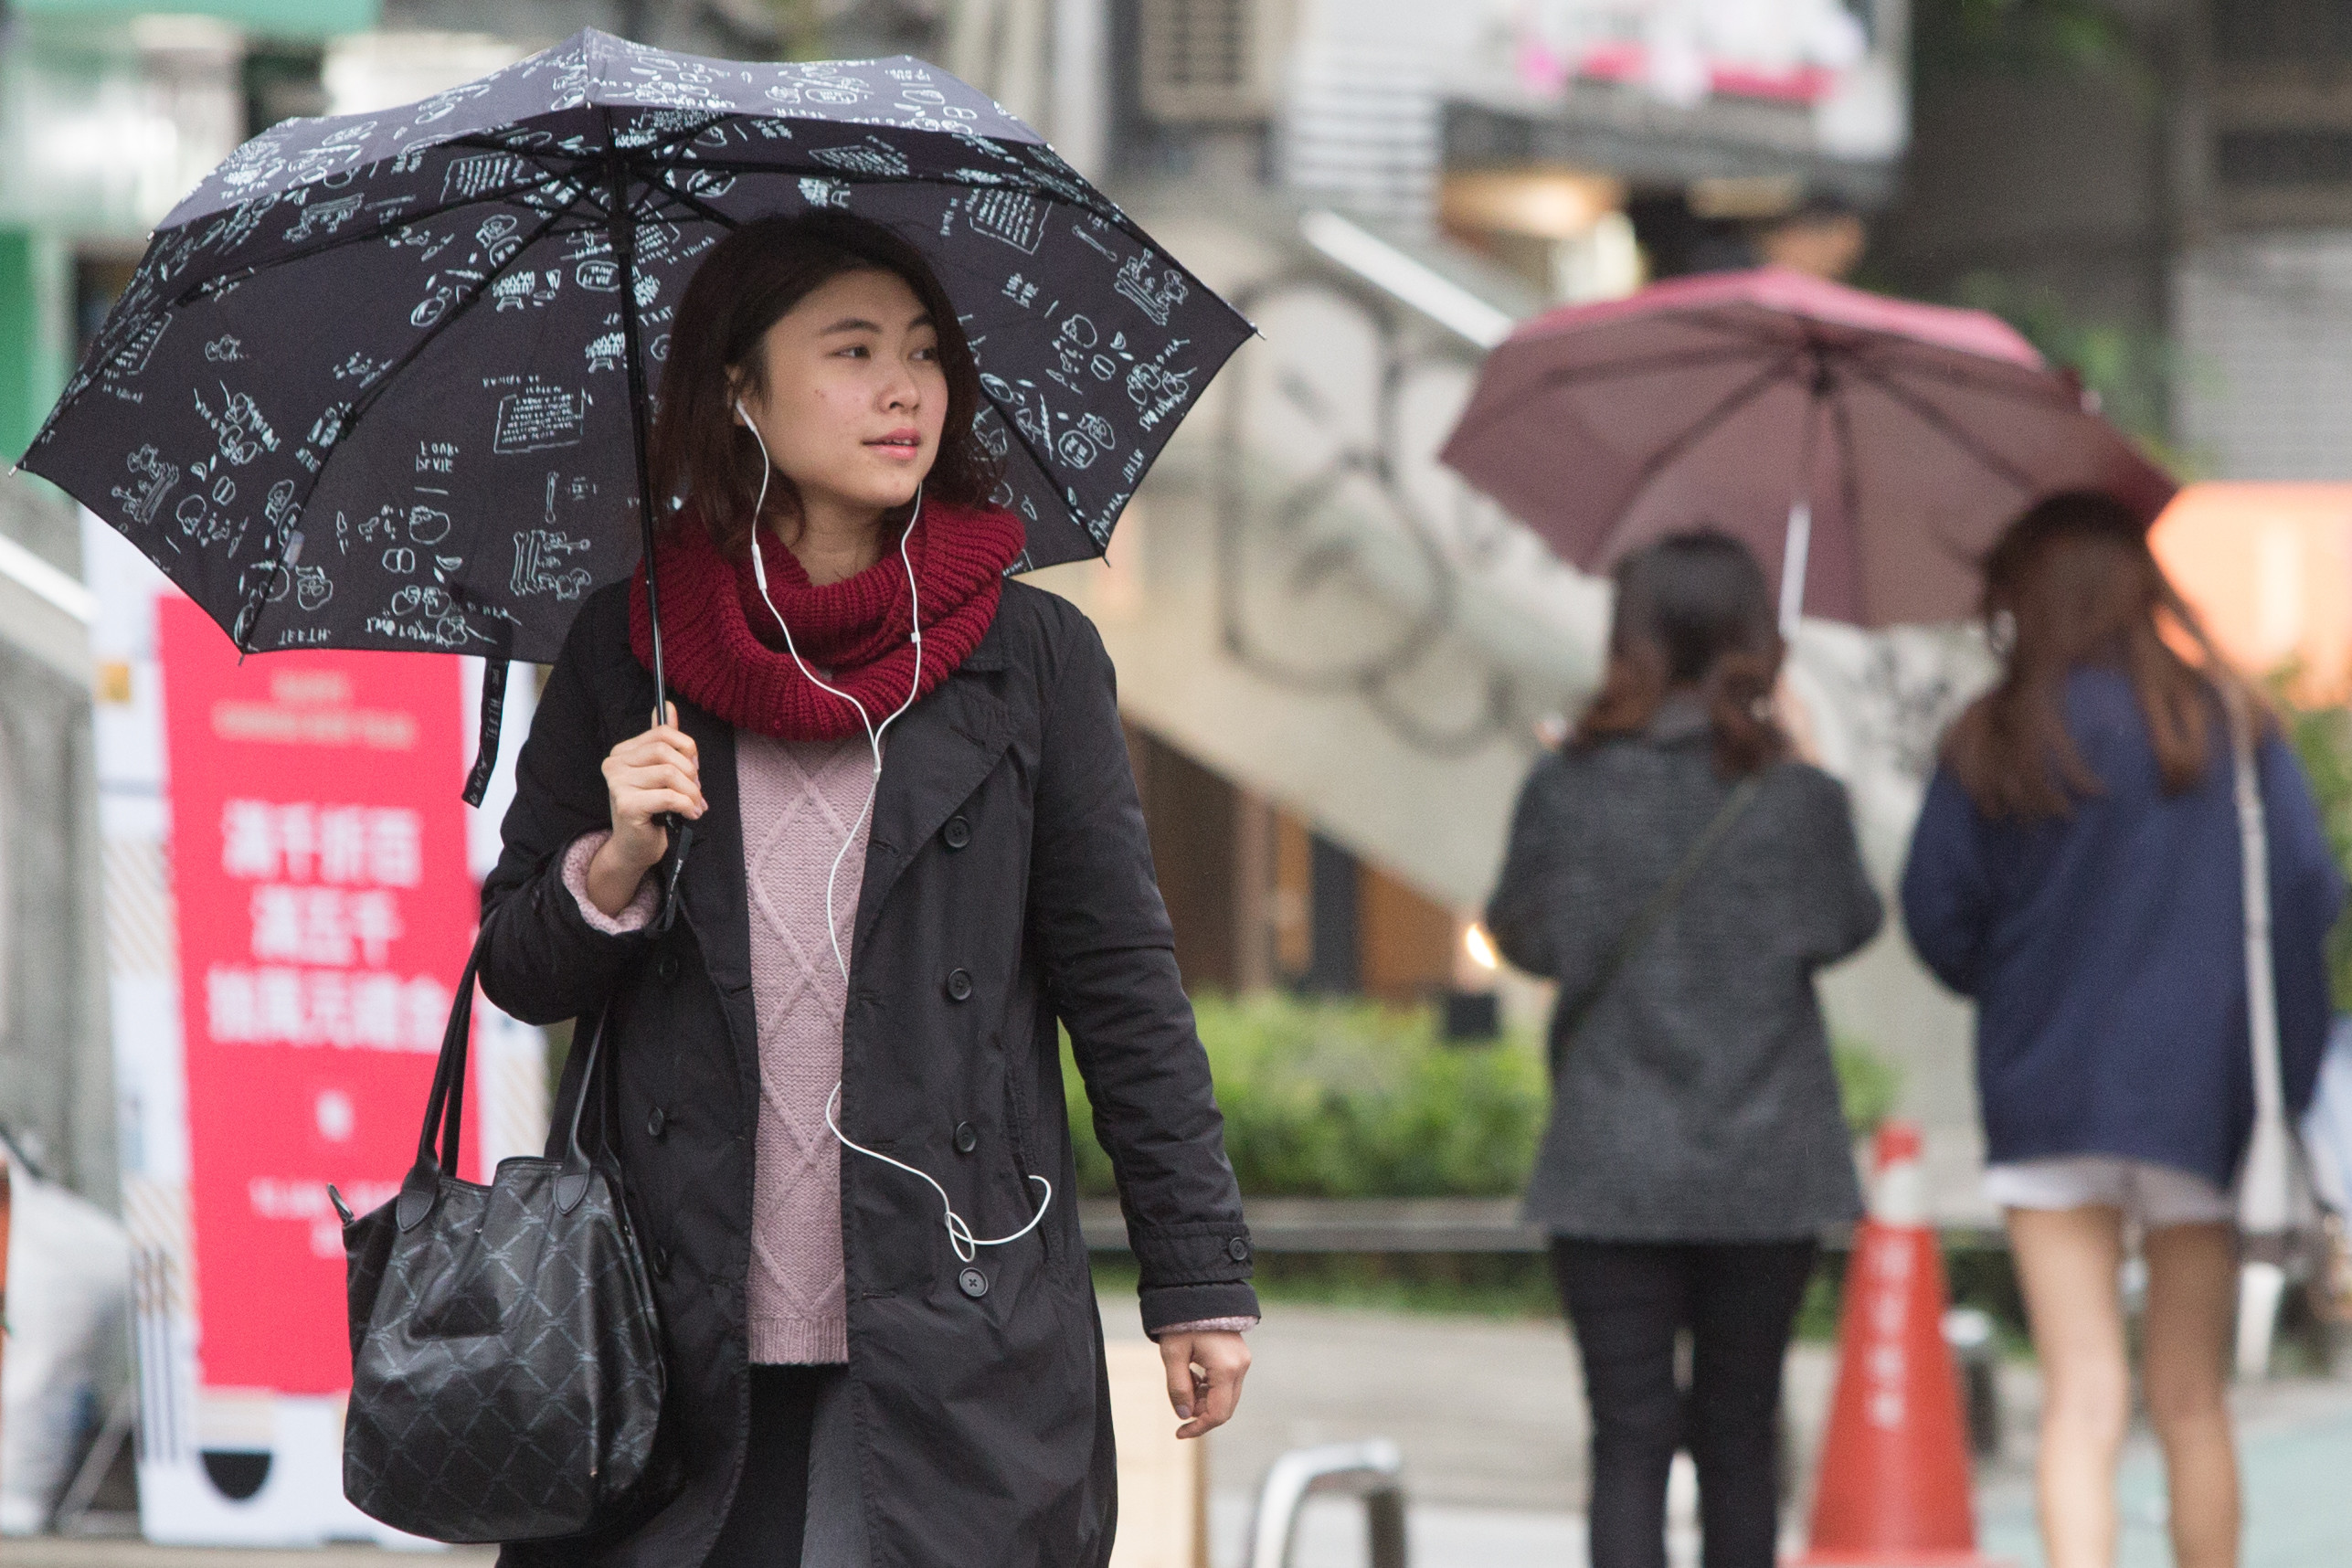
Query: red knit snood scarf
[{"left": 629, "top": 501, "right": 1028, "bottom": 742}]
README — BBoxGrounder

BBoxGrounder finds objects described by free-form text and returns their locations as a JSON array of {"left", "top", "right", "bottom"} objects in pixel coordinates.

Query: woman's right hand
[{"left": 586, "top": 705, "right": 705, "bottom": 917}]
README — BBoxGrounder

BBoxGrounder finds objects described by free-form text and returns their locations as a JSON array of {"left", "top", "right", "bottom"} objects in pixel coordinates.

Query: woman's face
[{"left": 735, "top": 268, "right": 948, "bottom": 524}]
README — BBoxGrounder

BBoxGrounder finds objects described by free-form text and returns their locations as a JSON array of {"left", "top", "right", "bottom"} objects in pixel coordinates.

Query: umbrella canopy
[
  {"left": 1438, "top": 268, "right": 2177, "bottom": 630},
  {"left": 25, "top": 30, "right": 1245, "bottom": 678}
]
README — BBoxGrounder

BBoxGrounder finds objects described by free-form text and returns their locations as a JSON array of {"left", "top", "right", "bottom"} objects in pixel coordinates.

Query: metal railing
[{"left": 1246, "top": 1438, "right": 1408, "bottom": 1568}]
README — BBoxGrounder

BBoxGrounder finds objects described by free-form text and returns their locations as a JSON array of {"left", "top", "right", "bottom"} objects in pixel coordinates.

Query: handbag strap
[
  {"left": 395, "top": 916, "right": 615, "bottom": 1230},
  {"left": 1554, "top": 775, "right": 1763, "bottom": 1050},
  {"left": 2229, "top": 687, "right": 2300, "bottom": 1235}
]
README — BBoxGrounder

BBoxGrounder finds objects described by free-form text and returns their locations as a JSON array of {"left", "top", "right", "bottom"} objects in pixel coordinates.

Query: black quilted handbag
[{"left": 334, "top": 938, "right": 664, "bottom": 1542}]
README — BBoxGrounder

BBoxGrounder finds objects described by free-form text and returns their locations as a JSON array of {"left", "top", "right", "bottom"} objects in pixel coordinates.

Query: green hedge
[
  {"left": 2281, "top": 691, "right": 2352, "bottom": 1012},
  {"left": 1062, "top": 991, "right": 1901, "bottom": 1200}
]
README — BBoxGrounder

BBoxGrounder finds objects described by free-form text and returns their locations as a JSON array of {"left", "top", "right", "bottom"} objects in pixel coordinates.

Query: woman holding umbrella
[
  {"left": 476, "top": 211, "right": 1255, "bottom": 1567},
  {"left": 1902, "top": 493, "right": 2343, "bottom": 1568},
  {"left": 1486, "top": 529, "right": 1882, "bottom": 1568}
]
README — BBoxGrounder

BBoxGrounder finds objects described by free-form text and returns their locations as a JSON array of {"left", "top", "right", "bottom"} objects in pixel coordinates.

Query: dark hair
[
  {"left": 1943, "top": 491, "right": 2254, "bottom": 819},
  {"left": 1576, "top": 530, "right": 1788, "bottom": 776},
  {"left": 648, "top": 211, "right": 1001, "bottom": 554}
]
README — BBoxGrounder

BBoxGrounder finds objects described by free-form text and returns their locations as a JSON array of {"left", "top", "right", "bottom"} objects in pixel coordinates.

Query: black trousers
[
  {"left": 704, "top": 1365, "right": 828, "bottom": 1568},
  {"left": 1550, "top": 1238, "right": 1817, "bottom": 1568}
]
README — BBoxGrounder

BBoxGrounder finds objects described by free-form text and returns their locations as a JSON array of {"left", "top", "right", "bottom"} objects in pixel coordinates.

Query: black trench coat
[{"left": 478, "top": 577, "right": 1256, "bottom": 1568}]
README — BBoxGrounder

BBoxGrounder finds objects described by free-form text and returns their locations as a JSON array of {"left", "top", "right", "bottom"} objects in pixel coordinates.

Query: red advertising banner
[{"left": 159, "top": 597, "right": 480, "bottom": 1396}]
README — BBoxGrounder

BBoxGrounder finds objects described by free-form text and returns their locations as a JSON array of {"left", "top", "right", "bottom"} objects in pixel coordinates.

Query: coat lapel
[{"left": 852, "top": 632, "right": 1012, "bottom": 958}]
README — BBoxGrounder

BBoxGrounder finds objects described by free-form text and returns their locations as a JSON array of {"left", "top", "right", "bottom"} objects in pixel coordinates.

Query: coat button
[
  {"left": 954, "top": 1121, "right": 979, "bottom": 1155},
  {"left": 1227, "top": 1236, "right": 1251, "bottom": 1263},
  {"left": 958, "top": 1266, "right": 989, "bottom": 1298},
  {"left": 654, "top": 952, "right": 680, "bottom": 983},
  {"left": 946, "top": 968, "right": 973, "bottom": 1002},
  {"left": 943, "top": 815, "right": 971, "bottom": 850},
  {"left": 647, "top": 1106, "right": 666, "bottom": 1140},
  {"left": 652, "top": 1245, "right": 672, "bottom": 1279}
]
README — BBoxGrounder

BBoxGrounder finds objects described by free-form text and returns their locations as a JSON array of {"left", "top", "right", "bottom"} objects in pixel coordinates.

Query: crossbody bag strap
[
  {"left": 1554, "top": 775, "right": 1763, "bottom": 1054},
  {"left": 2230, "top": 687, "right": 2299, "bottom": 1236}
]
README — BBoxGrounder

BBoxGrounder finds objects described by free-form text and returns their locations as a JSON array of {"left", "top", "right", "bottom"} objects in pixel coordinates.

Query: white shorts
[{"left": 1983, "top": 1155, "right": 2234, "bottom": 1231}]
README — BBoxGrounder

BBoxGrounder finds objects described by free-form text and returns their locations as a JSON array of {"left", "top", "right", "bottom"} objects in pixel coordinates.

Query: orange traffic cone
[{"left": 1796, "top": 1122, "right": 2003, "bottom": 1566}]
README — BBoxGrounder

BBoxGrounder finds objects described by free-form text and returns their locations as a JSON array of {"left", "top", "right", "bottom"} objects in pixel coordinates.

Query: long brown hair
[
  {"left": 1942, "top": 491, "right": 2256, "bottom": 819},
  {"left": 648, "top": 211, "right": 1002, "bottom": 555},
  {"left": 1577, "top": 530, "right": 1789, "bottom": 776}
]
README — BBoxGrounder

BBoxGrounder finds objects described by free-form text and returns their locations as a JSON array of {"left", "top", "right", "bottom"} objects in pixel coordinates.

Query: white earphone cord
[{"left": 736, "top": 403, "right": 1049, "bottom": 1266}]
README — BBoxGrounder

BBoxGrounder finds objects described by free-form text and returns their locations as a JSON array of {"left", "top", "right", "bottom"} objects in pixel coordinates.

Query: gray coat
[{"left": 1486, "top": 708, "right": 1881, "bottom": 1241}]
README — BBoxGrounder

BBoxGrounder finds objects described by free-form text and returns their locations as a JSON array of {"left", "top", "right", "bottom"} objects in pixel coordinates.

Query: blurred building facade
[
  {"left": 1874, "top": 0, "right": 2352, "bottom": 483},
  {"left": 949, "top": 0, "right": 2012, "bottom": 1181},
  {"left": 2175, "top": 0, "right": 2352, "bottom": 481}
]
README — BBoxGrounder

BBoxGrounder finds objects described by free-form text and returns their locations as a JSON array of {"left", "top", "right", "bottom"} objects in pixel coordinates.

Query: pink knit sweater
[
  {"left": 566, "top": 734, "right": 872, "bottom": 1363},
  {"left": 564, "top": 740, "right": 1254, "bottom": 1362}
]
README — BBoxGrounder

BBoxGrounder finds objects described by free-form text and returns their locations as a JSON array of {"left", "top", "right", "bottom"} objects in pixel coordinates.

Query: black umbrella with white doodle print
[{"left": 22, "top": 28, "right": 1249, "bottom": 802}]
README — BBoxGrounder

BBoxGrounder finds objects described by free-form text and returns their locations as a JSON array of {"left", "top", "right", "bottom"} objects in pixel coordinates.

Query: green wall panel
[
  {"left": 0, "top": 229, "right": 66, "bottom": 461},
  {"left": 16, "top": 0, "right": 378, "bottom": 39}
]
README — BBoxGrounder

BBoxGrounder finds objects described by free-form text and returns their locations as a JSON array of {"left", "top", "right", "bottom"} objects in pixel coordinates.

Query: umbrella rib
[
  {"left": 1594, "top": 349, "right": 1804, "bottom": 554},
  {"left": 171, "top": 122, "right": 1117, "bottom": 307},
  {"left": 171, "top": 127, "right": 710, "bottom": 308},
  {"left": 631, "top": 143, "right": 1210, "bottom": 328},
  {"left": 1865, "top": 352, "right": 2087, "bottom": 414},
  {"left": 1840, "top": 358, "right": 2041, "bottom": 495},
  {"left": 1655, "top": 303, "right": 1967, "bottom": 366},
  {"left": 483, "top": 127, "right": 1124, "bottom": 240},
  {"left": 1827, "top": 376, "right": 1861, "bottom": 606},
  {"left": 1600, "top": 304, "right": 2057, "bottom": 396},
  {"left": 1535, "top": 343, "right": 1774, "bottom": 389},
  {"left": 652, "top": 156, "right": 1126, "bottom": 226},
  {"left": 637, "top": 167, "right": 742, "bottom": 232},
  {"left": 1829, "top": 378, "right": 1860, "bottom": 538},
  {"left": 167, "top": 175, "right": 593, "bottom": 308},
  {"left": 444, "top": 112, "right": 727, "bottom": 167},
  {"left": 340, "top": 188, "right": 592, "bottom": 436},
  {"left": 451, "top": 120, "right": 1119, "bottom": 219},
  {"left": 1561, "top": 304, "right": 1832, "bottom": 364},
  {"left": 1833, "top": 372, "right": 1994, "bottom": 588},
  {"left": 991, "top": 398, "right": 1104, "bottom": 559},
  {"left": 232, "top": 186, "right": 591, "bottom": 651}
]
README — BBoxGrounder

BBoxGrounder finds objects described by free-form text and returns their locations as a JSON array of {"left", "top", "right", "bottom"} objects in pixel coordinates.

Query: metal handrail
[{"left": 1246, "top": 1438, "right": 1408, "bottom": 1568}]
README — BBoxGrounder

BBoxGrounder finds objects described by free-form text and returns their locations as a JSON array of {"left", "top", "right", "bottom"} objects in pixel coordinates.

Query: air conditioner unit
[{"left": 1139, "top": 0, "right": 1287, "bottom": 124}]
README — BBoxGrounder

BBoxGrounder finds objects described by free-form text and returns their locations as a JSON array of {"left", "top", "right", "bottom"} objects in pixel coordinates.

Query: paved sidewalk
[
  {"left": 1116, "top": 1298, "right": 1857, "bottom": 1516},
  {"left": 1976, "top": 1371, "right": 2352, "bottom": 1568},
  {"left": 15, "top": 1301, "right": 2352, "bottom": 1567},
  {"left": 1152, "top": 1301, "right": 2352, "bottom": 1568}
]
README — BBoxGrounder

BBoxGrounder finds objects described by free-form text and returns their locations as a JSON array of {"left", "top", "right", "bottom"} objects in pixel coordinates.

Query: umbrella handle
[
  {"left": 1778, "top": 386, "right": 1823, "bottom": 639},
  {"left": 1778, "top": 500, "right": 1812, "bottom": 641},
  {"left": 652, "top": 821, "right": 694, "bottom": 935}
]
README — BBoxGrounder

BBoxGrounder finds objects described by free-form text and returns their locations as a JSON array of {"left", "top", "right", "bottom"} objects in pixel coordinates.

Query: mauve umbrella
[{"left": 1437, "top": 268, "right": 2177, "bottom": 632}]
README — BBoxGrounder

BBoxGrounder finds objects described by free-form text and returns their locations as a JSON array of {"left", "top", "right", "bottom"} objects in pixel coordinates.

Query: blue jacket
[{"left": 1901, "top": 668, "right": 2346, "bottom": 1191}]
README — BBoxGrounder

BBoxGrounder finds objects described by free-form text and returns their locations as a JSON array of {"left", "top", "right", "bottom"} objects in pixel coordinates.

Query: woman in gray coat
[{"left": 1487, "top": 531, "right": 1881, "bottom": 1568}]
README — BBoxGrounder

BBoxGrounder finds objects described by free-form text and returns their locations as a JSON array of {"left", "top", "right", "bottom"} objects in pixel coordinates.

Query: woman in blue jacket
[{"left": 1902, "top": 493, "right": 2344, "bottom": 1568}]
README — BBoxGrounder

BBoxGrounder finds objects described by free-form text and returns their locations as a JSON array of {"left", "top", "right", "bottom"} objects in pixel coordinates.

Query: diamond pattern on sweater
[{"left": 736, "top": 732, "right": 873, "bottom": 1365}]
